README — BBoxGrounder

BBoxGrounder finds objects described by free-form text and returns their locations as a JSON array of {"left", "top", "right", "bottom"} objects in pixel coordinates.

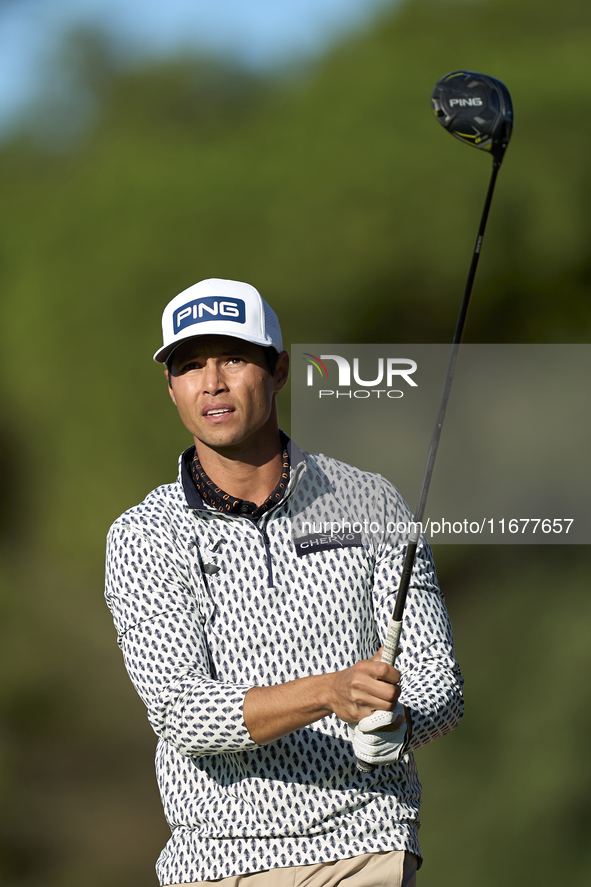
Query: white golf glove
[{"left": 350, "top": 704, "right": 409, "bottom": 766}]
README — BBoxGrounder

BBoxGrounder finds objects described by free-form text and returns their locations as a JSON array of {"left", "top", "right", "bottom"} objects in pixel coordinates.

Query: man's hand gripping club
[
  {"left": 243, "top": 647, "right": 408, "bottom": 763},
  {"left": 337, "top": 648, "right": 410, "bottom": 768}
]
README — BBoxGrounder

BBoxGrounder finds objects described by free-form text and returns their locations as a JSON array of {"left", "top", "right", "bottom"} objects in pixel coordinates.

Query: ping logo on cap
[{"left": 174, "top": 297, "right": 246, "bottom": 333}]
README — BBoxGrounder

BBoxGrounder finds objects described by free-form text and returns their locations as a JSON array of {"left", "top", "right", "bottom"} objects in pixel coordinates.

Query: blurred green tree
[{"left": 0, "top": 1, "right": 589, "bottom": 885}]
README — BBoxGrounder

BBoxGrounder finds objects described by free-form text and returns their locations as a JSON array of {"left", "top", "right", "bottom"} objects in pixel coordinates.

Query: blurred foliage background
[{"left": 0, "top": 0, "right": 590, "bottom": 884}]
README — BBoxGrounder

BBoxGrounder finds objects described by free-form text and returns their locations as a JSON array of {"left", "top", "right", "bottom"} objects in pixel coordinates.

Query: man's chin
[
  {"left": 193, "top": 426, "right": 273, "bottom": 460},
  {"left": 194, "top": 430, "right": 251, "bottom": 453}
]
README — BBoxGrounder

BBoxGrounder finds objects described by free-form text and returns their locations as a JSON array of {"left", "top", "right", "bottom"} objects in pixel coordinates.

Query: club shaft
[
  {"left": 357, "top": 163, "right": 501, "bottom": 773},
  {"left": 386, "top": 158, "right": 501, "bottom": 647},
  {"left": 356, "top": 159, "right": 503, "bottom": 773}
]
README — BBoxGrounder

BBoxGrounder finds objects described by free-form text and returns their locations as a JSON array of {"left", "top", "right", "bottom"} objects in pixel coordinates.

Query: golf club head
[{"left": 431, "top": 71, "right": 513, "bottom": 162}]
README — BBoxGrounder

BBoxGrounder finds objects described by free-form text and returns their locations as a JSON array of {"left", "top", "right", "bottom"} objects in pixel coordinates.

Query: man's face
[{"left": 165, "top": 335, "right": 289, "bottom": 454}]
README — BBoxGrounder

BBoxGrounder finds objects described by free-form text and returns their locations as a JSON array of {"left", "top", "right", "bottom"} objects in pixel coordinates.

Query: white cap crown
[{"left": 153, "top": 278, "right": 282, "bottom": 363}]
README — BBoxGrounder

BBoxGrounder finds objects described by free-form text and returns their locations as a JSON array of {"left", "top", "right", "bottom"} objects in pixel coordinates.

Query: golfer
[{"left": 105, "top": 278, "right": 463, "bottom": 887}]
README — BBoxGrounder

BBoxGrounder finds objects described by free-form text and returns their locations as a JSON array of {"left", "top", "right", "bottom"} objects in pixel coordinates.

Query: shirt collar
[{"left": 179, "top": 433, "right": 304, "bottom": 512}]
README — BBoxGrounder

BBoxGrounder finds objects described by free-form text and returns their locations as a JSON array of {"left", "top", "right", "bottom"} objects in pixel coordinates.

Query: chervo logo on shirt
[{"left": 293, "top": 530, "right": 364, "bottom": 557}]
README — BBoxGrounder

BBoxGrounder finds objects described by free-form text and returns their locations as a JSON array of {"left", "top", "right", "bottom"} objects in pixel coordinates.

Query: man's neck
[{"left": 194, "top": 432, "right": 285, "bottom": 507}]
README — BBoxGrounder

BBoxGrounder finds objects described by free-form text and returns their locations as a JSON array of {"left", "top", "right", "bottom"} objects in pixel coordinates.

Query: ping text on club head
[{"left": 449, "top": 97, "right": 483, "bottom": 107}]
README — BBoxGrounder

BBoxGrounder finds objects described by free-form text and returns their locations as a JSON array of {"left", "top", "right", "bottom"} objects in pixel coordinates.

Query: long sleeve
[{"left": 105, "top": 519, "right": 258, "bottom": 757}]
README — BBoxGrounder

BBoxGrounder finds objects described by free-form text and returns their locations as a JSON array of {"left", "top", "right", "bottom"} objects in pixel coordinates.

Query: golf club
[{"left": 356, "top": 71, "right": 513, "bottom": 772}]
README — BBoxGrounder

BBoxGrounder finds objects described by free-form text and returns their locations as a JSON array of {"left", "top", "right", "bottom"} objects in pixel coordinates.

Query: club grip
[
  {"left": 355, "top": 618, "right": 404, "bottom": 773},
  {"left": 355, "top": 527, "right": 418, "bottom": 773},
  {"left": 381, "top": 619, "right": 403, "bottom": 666}
]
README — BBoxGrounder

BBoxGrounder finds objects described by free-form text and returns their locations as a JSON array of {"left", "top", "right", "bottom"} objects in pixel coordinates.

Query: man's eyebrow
[{"left": 217, "top": 345, "right": 253, "bottom": 357}]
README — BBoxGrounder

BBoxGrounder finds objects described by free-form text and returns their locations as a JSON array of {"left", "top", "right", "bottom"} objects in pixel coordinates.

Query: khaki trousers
[{"left": 167, "top": 850, "right": 417, "bottom": 887}]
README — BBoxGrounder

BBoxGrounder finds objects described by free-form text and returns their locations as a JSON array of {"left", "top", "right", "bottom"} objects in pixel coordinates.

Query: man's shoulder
[
  {"left": 303, "top": 448, "right": 384, "bottom": 488},
  {"left": 298, "top": 446, "right": 408, "bottom": 510},
  {"left": 108, "top": 478, "right": 188, "bottom": 539}
]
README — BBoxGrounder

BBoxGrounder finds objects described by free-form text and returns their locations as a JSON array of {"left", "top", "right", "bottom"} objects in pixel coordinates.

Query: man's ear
[
  {"left": 273, "top": 350, "right": 290, "bottom": 393},
  {"left": 165, "top": 369, "right": 177, "bottom": 406}
]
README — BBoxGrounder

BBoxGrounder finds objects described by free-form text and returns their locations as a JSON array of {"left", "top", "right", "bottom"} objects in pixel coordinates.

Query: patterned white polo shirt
[{"left": 105, "top": 440, "right": 463, "bottom": 884}]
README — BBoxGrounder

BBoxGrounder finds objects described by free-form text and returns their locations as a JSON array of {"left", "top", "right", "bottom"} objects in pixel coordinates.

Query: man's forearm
[
  {"left": 243, "top": 653, "right": 402, "bottom": 745},
  {"left": 243, "top": 674, "right": 335, "bottom": 745}
]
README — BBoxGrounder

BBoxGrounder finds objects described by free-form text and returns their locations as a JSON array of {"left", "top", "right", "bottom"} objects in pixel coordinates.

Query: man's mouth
[{"left": 204, "top": 408, "right": 233, "bottom": 417}]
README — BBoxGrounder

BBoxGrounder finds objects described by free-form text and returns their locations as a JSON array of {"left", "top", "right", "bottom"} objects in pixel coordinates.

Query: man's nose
[{"left": 202, "top": 360, "right": 228, "bottom": 394}]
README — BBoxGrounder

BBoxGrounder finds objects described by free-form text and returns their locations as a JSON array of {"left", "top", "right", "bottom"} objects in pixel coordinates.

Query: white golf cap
[{"left": 153, "top": 278, "right": 283, "bottom": 363}]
